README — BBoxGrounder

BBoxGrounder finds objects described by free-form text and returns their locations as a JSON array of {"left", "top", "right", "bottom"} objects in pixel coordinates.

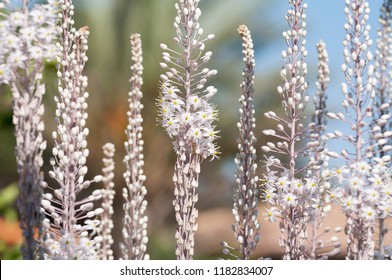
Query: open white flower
[{"left": 157, "top": 0, "right": 218, "bottom": 260}]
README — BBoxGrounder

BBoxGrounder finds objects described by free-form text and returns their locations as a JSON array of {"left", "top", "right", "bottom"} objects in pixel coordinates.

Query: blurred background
[{"left": 0, "top": 0, "right": 387, "bottom": 259}]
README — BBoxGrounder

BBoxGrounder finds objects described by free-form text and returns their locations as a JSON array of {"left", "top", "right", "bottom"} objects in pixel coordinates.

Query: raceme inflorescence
[
  {"left": 0, "top": 0, "right": 391, "bottom": 260},
  {"left": 157, "top": 0, "right": 219, "bottom": 260},
  {"left": 0, "top": 0, "right": 58, "bottom": 259}
]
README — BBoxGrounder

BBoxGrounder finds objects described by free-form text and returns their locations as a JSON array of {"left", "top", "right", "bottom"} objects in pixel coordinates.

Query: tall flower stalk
[
  {"left": 312, "top": 41, "right": 330, "bottom": 171},
  {"left": 0, "top": 0, "right": 58, "bottom": 259},
  {"left": 307, "top": 41, "right": 341, "bottom": 259},
  {"left": 261, "top": 0, "right": 323, "bottom": 260},
  {"left": 326, "top": 0, "right": 391, "bottom": 260},
  {"left": 308, "top": 41, "right": 329, "bottom": 259},
  {"left": 373, "top": 0, "right": 392, "bottom": 259},
  {"left": 121, "top": 33, "right": 149, "bottom": 260},
  {"left": 41, "top": 0, "right": 103, "bottom": 259},
  {"left": 222, "top": 25, "right": 259, "bottom": 260},
  {"left": 157, "top": 0, "right": 219, "bottom": 259}
]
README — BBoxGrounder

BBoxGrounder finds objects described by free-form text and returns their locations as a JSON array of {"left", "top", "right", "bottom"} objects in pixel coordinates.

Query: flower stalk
[
  {"left": 121, "top": 33, "right": 149, "bottom": 260},
  {"left": 373, "top": 0, "right": 392, "bottom": 259},
  {"left": 262, "top": 0, "right": 321, "bottom": 260},
  {"left": 41, "top": 0, "right": 103, "bottom": 259},
  {"left": 306, "top": 41, "right": 341, "bottom": 260},
  {"left": 222, "top": 25, "right": 259, "bottom": 260},
  {"left": 158, "top": 0, "right": 219, "bottom": 259},
  {"left": 327, "top": 0, "right": 387, "bottom": 260},
  {"left": 0, "top": 0, "right": 58, "bottom": 259}
]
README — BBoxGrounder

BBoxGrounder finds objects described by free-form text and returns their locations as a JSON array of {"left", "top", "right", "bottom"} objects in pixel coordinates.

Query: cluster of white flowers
[
  {"left": 332, "top": 160, "right": 392, "bottom": 220},
  {"left": 263, "top": 170, "right": 337, "bottom": 218},
  {"left": 263, "top": 161, "right": 340, "bottom": 259},
  {"left": 328, "top": 159, "right": 392, "bottom": 259},
  {"left": 44, "top": 234, "right": 99, "bottom": 260},
  {"left": 158, "top": 82, "right": 218, "bottom": 159},
  {"left": 0, "top": 0, "right": 58, "bottom": 84},
  {"left": 263, "top": 164, "right": 340, "bottom": 259},
  {"left": 122, "top": 34, "right": 149, "bottom": 260}
]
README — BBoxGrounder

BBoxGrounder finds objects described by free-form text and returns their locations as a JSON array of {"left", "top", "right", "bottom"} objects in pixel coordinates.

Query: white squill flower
[{"left": 157, "top": 0, "right": 219, "bottom": 260}]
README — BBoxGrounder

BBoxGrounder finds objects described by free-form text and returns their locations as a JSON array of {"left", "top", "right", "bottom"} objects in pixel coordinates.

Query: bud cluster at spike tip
[
  {"left": 222, "top": 25, "right": 260, "bottom": 260},
  {"left": 121, "top": 33, "right": 149, "bottom": 261}
]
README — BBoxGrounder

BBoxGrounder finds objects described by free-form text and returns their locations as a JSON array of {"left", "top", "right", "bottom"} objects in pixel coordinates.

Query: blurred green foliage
[
  {"left": 0, "top": 184, "right": 22, "bottom": 260},
  {"left": 0, "top": 183, "right": 18, "bottom": 220}
]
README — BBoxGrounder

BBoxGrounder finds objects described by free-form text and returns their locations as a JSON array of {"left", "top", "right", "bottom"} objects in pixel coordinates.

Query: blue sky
[{"left": 259, "top": 0, "right": 384, "bottom": 104}]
